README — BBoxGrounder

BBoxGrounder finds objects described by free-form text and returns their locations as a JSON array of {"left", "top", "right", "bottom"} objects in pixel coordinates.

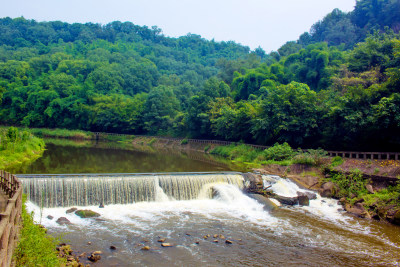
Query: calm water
[
  {"left": 18, "top": 139, "right": 400, "bottom": 266},
  {"left": 10, "top": 139, "right": 242, "bottom": 174}
]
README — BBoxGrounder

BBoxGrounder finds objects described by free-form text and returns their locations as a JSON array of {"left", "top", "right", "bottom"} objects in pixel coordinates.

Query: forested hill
[{"left": 1, "top": 0, "right": 400, "bottom": 151}]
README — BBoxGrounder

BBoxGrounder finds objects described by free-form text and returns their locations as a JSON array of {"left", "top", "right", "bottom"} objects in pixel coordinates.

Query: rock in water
[
  {"left": 141, "top": 246, "right": 150, "bottom": 251},
  {"left": 47, "top": 215, "right": 54, "bottom": 220},
  {"left": 88, "top": 254, "right": 101, "bottom": 262},
  {"left": 66, "top": 207, "right": 77, "bottom": 214},
  {"left": 110, "top": 245, "right": 116, "bottom": 250},
  {"left": 297, "top": 191, "right": 317, "bottom": 200},
  {"left": 298, "top": 195, "right": 310, "bottom": 206},
  {"left": 56, "top": 217, "right": 72, "bottom": 225},
  {"left": 225, "top": 240, "right": 233, "bottom": 244},
  {"left": 158, "top": 238, "right": 166, "bottom": 242},
  {"left": 161, "top": 243, "right": 173, "bottom": 247},
  {"left": 75, "top": 209, "right": 101, "bottom": 218}
]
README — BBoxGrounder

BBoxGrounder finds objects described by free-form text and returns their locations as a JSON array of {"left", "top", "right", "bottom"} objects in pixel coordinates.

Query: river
[{"left": 15, "top": 139, "right": 400, "bottom": 266}]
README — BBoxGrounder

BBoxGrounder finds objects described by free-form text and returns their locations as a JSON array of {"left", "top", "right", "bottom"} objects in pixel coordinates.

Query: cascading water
[
  {"left": 19, "top": 173, "right": 244, "bottom": 207},
  {"left": 20, "top": 172, "right": 400, "bottom": 266}
]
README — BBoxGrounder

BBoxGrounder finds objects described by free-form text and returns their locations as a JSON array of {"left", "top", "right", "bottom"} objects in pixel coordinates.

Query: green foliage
[
  {"left": 180, "top": 138, "right": 188, "bottom": 145},
  {"left": 262, "top": 143, "right": 294, "bottom": 161},
  {"left": 0, "top": 127, "right": 45, "bottom": 170},
  {"left": 147, "top": 138, "right": 157, "bottom": 146},
  {"left": 330, "top": 156, "right": 344, "bottom": 167},
  {"left": 0, "top": 4, "right": 400, "bottom": 151},
  {"left": 291, "top": 149, "right": 328, "bottom": 166},
  {"left": 327, "top": 170, "right": 368, "bottom": 198},
  {"left": 204, "top": 144, "right": 211, "bottom": 152},
  {"left": 14, "top": 195, "right": 66, "bottom": 266}
]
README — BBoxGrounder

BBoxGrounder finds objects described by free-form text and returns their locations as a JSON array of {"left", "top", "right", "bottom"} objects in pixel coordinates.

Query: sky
[{"left": 0, "top": 0, "right": 356, "bottom": 52}]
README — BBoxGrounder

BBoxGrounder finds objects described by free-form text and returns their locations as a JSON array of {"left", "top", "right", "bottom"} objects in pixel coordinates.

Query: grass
[
  {"left": 14, "top": 195, "right": 66, "bottom": 266},
  {"left": 24, "top": 127, "right": 95, "bottom": 140},
  {"left": 210, "top": 143, "right": 329, "bottom": 168},
  {"left": 0, "top": 127, "right": 45, "bottom": 170}
]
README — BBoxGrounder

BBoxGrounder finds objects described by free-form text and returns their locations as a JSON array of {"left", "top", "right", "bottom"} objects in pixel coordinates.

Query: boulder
[
  {"left": 346, "top": 203, "right": 368, "bottom": 218},
  {"left": 366, "top": 184, "right": 374, "bottom": 194},
  {"left": 56, "top": 217, "right": 72, "bottom": 225},
  {"left": 66, "top": 207, "right": 77, "bottom": 214},
  {"left": 318, "top": 182, "right": 338, "bottom": 198},
  {"left": 88, "top": 253, "right": 101, "bottom": 262},
  {"left": 247, "top": 193, "right": 279, "bottom": 211},
  {"left": 392, "top": 210, "right": 400, "bottom": 225},
  {"left": 273, "top": 195, "right": 298, "bottom": 206},
  {"left": 297, "top": 191, "right": 317, "bottom": 200},
  {"left": 297, "top": 195, "right": 310, "bottom": 206},
  {"left": 75, "top": 209, "right": 100, "bottom": 218},
  {"left": 242, "top": 173, "right": 263, "bottom": 192},
  {"left": 47, "top": 215, "right": 54, "bottom": 220}
]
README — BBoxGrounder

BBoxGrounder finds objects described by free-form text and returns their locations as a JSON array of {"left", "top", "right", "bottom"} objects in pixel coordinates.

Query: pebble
[
  {"left": 213, "top": 240, "right": 219, "bottom": 243},
  {"left": 110, "top": 245, "right": 117, "bottom": 250},
  {"left": 225, "top": 240, "right": 233, "bottom": 244},
  {"left": 141, "top": 246, "right": 150, "bottom": 251},
  {"left": 161, "top": 243, "right": 173, "bottom": 247},
  {"left": 158, "top": 238, "right": 166, "bottom": 242}
]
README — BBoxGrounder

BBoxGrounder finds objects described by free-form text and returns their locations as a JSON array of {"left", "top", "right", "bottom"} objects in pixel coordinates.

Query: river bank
[{"left": 0, "top": 127, "right": 45, "bottom": 171}]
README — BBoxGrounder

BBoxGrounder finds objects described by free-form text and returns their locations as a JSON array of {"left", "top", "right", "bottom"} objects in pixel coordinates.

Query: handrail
[{"left": 0, "top": 170, "right": 22, "bottom": 267}]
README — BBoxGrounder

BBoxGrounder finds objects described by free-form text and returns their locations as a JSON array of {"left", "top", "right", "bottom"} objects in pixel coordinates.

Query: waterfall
[{"left": 19, "top": 173, "right": 244, "bottom": 207}]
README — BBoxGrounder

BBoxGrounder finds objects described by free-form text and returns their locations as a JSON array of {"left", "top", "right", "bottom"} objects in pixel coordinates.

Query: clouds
[{"left": 0, "top": 0, "right": 355, "bottom": 51}]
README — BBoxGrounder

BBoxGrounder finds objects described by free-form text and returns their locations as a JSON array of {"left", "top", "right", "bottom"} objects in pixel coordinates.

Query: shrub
[
  {"left": 180, "top": 138, "right": 188, "bottom": 145},
  {"left": 204, "top": 144, "right": 211, "bottom": 152},
  {"left": 331, "top": 156, "right": 344, "bottom": 167},
  {"left": 263, "top": 143, "right": 294, "bottom": 161},
  {"left": 292, "top": 148, "right": 328, "bottom": 166}
]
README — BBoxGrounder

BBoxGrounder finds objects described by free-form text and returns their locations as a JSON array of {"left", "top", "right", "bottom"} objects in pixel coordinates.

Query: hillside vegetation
[{"left": 0, "top": 0, "right": 400, "bottom": 151}]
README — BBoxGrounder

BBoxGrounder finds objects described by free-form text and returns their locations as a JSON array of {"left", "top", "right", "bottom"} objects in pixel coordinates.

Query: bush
[
  {"left": 180, "top": 138, "right": 188, "bottom": 145},
  {"left": 331, "top": 156, "right": 344, "bottom": 167},
  {"left": 292, "top": 148, "right": 328, "bottom": 166},
  {"left": 263, "top": 143, "right": 294, "bottom": 161}
]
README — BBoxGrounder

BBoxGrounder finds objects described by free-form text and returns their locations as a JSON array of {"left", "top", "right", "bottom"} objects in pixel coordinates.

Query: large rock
[
  {"left": 297, "top": 191, "right": 317, "bottom": 200},
  {"left": 297, "top": 195, "right": 310, "bottom": 206},
  {"left": 242, "top": 173, "right": 263, "bottom": 192},
  {"left": 273, "top": 195, "right": 298, "bottom": 205},
  {"left": 75, "top": 209, "right": 101, "bottom": 218},
  {"left": 56, "top": 217, "right": 72, "bottom": 225},
  {"left": 247, "top": 193, "right": 279, "bottom": 211},
  {"left": 392, "top": 210, "right": 400, "bottom": 225},
  {"left": 318, "top": 182, "right": 338, "bottom": 198},
  {"left": 346, "top": 203, "right": 368, "bottom": 218},
  {"left": 66, "top": 207, "right": 77, "bottom": 214}
]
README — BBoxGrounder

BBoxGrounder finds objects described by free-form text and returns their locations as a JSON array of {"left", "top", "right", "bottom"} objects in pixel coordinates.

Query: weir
[{"left": 17, "top": 172, "right": 244, "bottom": 208}]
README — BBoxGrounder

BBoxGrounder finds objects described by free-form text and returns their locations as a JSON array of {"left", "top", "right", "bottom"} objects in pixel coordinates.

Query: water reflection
[{"left": 10, "top": 138, "right": 247, "bottom": 174}]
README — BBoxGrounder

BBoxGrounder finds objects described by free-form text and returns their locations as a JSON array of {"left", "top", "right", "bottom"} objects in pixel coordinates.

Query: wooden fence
[{"left": 0, "top": 171, "right": 22, "bottom": 267}]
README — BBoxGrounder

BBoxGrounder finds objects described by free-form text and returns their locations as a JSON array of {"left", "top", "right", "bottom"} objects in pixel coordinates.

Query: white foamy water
[
  {"left": 27, "top": 183, "right": 277, "bottom": 229},
  {"left": 24, "top": 175, "right": 400, "bottom": 266}
]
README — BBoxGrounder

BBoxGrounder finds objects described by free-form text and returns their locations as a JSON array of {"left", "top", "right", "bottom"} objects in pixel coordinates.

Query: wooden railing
[
  {"left": 0, "top": 171, "right": 22, "bottom": 267},
  {"left": 327, "top": 151, "right": 400, "bottom": 160},
  {"left": 95, "top": 132, "right": 400, "bottom": 160}
]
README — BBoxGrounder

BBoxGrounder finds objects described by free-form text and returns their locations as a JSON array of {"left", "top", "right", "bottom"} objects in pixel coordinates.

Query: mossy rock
[{"left": 75, "top": 209, "right": 100, "bottom": 218}]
